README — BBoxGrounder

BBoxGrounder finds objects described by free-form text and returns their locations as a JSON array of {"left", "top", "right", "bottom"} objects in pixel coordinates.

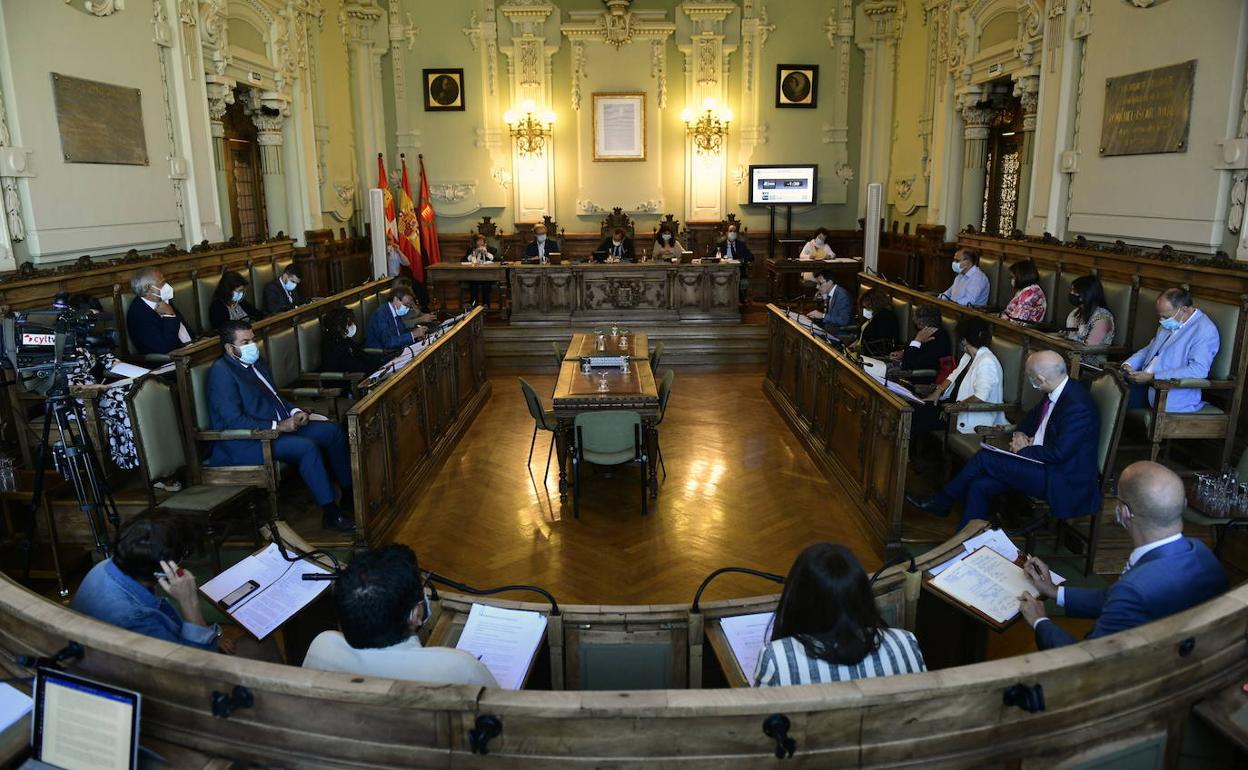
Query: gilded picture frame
[{"left": 592, "top": 93, "right": 646, "bottom": 162}]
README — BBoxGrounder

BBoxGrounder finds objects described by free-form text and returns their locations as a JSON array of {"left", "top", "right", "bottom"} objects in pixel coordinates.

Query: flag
[
  {"left": 417, "top": 154, "right": 442, "bottom": 268},
  {"left": 398, "top": 155, "right": 425, "bottom": 282},
  {"left": 376, "top": 153, "right": 404, "bottom": 274}
]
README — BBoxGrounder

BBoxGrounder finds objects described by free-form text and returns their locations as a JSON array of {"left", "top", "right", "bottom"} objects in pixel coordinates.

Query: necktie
[
  {"left": 614, "top": 245, "right": 620, "bottom": 257},
  {"left": 252, "top": 367, "right": 289, "bottom": 420},
  {"left": 728, "top": 243, "right": 734, "bottom": 258},
  {"left": 1038, "top": 397, "right": 1053, "bottom": 425}
]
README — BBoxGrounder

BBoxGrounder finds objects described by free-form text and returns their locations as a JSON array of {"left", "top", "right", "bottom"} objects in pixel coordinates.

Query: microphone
[
  {"left": 869, "top": 553, "right": 917, "bottom": 586},
  {"left": 424, "top": 572, "right": 560, "bottom": 616},
  {"left": 690, "top": 566, "right": 784, "bottom": 614},
  {"left": 16, "top": 641, "right": 84, "bottom": 670}
]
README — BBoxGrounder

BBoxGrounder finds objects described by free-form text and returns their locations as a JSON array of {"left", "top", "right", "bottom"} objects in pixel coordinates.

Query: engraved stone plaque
[
  {"left": 51, "top": 73, "right": 149, "bottom": 165},
  {"left": 1099, "top": 60, "right": 1195, "bottom": 157}
]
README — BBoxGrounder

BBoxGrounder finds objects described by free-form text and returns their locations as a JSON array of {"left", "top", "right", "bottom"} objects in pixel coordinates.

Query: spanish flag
[{"left": 398, "top": 154, "right": 424, "bottom": 282}]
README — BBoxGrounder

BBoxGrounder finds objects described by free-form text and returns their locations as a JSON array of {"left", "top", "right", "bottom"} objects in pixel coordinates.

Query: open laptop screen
[{"left": 32, "top": 668, "right": 139, "bottom": 770}]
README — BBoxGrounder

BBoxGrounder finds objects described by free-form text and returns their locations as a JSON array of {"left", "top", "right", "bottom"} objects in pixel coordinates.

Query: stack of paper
[
  {"left": 0, "top": 683, "right": 31, "bottom": 732},
  {"left": 929, "top": 528, "right": 1065, "bottom": 587},
  {"left": 200, "top": 543, "right": 332, "bottom": 639},
  {"left": 719, "top": 612, "right": 775, "bottom": 686},
  {"left": 455, "top": 604, "right": 548, "bottom": 690}
]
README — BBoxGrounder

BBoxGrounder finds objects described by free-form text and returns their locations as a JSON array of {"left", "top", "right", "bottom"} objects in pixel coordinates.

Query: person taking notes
[{"left": 938, "top": 248, "right": 990, "bottom": 307}]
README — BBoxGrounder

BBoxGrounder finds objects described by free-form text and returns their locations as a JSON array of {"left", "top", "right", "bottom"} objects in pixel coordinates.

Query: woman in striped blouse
[{"left": 754, "top": 543, "right": 926, "bottom": 686}]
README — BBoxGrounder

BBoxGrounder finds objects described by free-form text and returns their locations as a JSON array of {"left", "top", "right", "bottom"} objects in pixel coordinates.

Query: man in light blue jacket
[{"left": 1121, "top": 288, "right": 1221, "bottom": 413}]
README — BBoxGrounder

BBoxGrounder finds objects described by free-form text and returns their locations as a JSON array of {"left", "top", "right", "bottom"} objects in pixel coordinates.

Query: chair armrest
[
  {"left": 887, "top": 368, "right": 937, "bottom": 380},
  {"left": 282, "top": 386, "right": 343, "bottom": 399},
  {"left": 300, "top": 372, "right": 365, "bottom": 385},
  {"left": 942, "top": 401, "right": 1014, "bottom": 414},
  {"left": 1152, "top": 378, "right": 1234, "bottom": 391},
  {"left": 198, "top": 429, "right": 280, "bottom": 441},
  {"left": 139, "top": 353, "right": 172, "bottom": 364},
  {"left": 973, "top": 424, "right": 1015, "bottom": 437}
]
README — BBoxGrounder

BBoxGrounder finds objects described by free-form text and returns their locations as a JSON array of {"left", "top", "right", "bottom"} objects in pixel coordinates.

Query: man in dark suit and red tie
[
  {"left": 206, "top": 320, "right": 355, "bottom": 532},
  {"left": 1019, "top": 460, "right": 1227, "bottom": 649},
  {"left": 906, "top": 350, "right": 1100, "bottom": 529}
]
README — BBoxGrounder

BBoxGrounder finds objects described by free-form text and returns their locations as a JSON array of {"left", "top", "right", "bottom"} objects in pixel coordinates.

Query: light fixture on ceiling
[
  {"left": 680, "top": 97, "right": 732, "bottom": 155},
  {"left": 503, "top": 100, "right": 556, "bottom": 157}
]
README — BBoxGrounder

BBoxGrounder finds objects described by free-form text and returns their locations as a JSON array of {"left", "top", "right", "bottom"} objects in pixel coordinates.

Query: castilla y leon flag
[
  {"left": 417, "top": 154, "right": 442, "bottom": 269},
  {"left": 398, "top": 154, "right": 425, "bottom": 283},
  {"left": 376, "top": 153, "right": 402, "bottom": 270}
]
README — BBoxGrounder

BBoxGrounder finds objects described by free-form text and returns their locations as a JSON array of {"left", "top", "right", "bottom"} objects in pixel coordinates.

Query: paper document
[
  {"left": 885, "top": 380, "right": 925, "bottom": 404},
  {"left": 200, "top": 542, "right": 332, "bottom": 639},
  {"left": 0, "top": 683, "right": 31, "bottom": 732},
  {"left": 455, "top": 603, "right": 548, "bottom": 690},
  {"left": 979, "top": 441, "right": 1044, "bottom": 465},
  {"left": 106, "top": 361, "right": 151, "bottom": 379},
  {"left": 930, "top": 529, "right": 1066, "bottom": 584},
  {"left": 719, "top": 612, "right": 775, "bottom": 686},
  {"left": 929, "top": 546, "right": 1039, "bottom": 624}
]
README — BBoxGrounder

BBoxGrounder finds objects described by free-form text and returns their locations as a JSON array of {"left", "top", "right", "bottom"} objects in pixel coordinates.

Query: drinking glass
[{"left": 597, "top": 372, "right": 609, "bottom": 392}]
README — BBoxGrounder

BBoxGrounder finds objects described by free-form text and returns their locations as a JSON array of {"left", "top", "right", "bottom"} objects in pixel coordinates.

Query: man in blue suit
[
  {"left": 366, "top": 286, "right": 429, "bottom": 351},
  {"left": 906, "top": 351, "right": 1100, "bottom": 528},
  {"left": 1020, "top": 460, "right": 1227, "bottom": 649},
  {"left": 805, "top": 268, "right": 853, "bottom": 331},
  {"left": 1121, "top": 287, "right": 1221, "bottom": 413},
  {"left": 206, "top": 320, "right": 355, "bottom": 533},
  {"left": 126, "top": 267, "right": 194, "bottom": 356}
]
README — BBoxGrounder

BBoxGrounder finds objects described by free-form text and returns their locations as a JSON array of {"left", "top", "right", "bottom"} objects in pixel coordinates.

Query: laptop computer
[{"left": 23, "top": 668, "right": 140, "bottom": 770}]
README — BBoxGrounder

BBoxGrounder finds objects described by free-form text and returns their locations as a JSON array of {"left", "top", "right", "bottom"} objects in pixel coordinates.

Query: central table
[{"left": 551, "top": 332, "right": 660, "bottom": 499}]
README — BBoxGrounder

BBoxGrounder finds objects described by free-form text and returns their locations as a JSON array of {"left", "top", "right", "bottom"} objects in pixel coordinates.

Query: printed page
[
  {"left": 719, "top": 612, "right": 775, "bottom": 686},
  {"left": 0, "top": 683, "right": 31, "bottom": 732},
  {"left": 455, "top": 603, "right": 548, "bottom": 691},
  {"left": 200, "top": 543, "right": 332, "bottom": 639},
  {"left": 930, "top": 547, "right": 1039, "bottom": 624},
  {"left": 979, "top": 441, "right": 1045, "bottom": 465}
]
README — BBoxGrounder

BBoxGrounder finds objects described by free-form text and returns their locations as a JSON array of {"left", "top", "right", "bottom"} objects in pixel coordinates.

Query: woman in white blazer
[{"left": 910, "top": 317, "right": 1007, "bottom": 438}]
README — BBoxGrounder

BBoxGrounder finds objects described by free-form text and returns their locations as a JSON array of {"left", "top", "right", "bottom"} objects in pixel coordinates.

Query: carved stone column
[
  {"left": 500, "top": 1, "right": 561, "bottom": 224},
  {"left": 678, "top": 1, "right": 738, "bottom": 223},
  {"left": 342, "top": 2, "right": 385, "bottom": 217},
  {"left": 1013, "top": 73, "right": 1040, "bottom": 233},
  {"left": 243, "top": 90, "right": 292, "bottom": 238},
  {"left": 855, "top": 0, "right": 903, "bottom": 219},
  {"left": 206, "top": 76, "right": 235, "bottom": 240},
  {"left": 958, "top": 96, "right": 993, "bottom": 233}
]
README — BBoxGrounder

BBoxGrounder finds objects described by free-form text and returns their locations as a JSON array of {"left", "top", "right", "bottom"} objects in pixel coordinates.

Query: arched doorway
[
  {"left": 980, "top": 95, "right": 1023, "bottom": 237},
  {"left": 221, "top": 95, "right": 267, "bottom": 242}
]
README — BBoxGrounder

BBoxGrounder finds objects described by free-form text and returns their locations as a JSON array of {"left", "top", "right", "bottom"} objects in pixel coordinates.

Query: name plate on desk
[{"left": 583, "top": 355, "right": 628, "bottom": 368}]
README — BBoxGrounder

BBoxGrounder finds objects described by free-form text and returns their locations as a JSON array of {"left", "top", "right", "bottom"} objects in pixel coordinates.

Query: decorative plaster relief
[
  {"left": 430, "top": 182, "right": 477, "bottom": 204},
  {"left": 491, "top": 166, "right": 512, "bottom": 190},
  {"left": 327, "top": 182, "right": 355, "bottom": 222},
  {"left": 577, "top": 199, "right": 606, "bottom": 215},
  {"left": 152, "top": 0, "right": 173, "bottom": 47},
  {"left": 570, "top": 41, "right": 587, "bottom": 110},
  {"left": 0, "top": 75, "right": 25, "bottom": 242},
  {"left": 71, "top": 0, "right": 125, "bottom": 17},
  {"left": 835, "top": 164, "right": 854, "bottom": 185}
]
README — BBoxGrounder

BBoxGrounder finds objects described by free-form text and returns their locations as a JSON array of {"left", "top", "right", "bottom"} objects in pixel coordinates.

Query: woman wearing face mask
[
  {"left": 209, "top": 271, "right": 264, "bottom": 330},
  {"left": 911, "top": 317, "right": 1007, "bottom": 439},
  {"left": 1001, "top": 259, "right": 1047, "bottom": 324},
  {"left": 853, "top": 289, "right": 899, "bottom": 356},
  {"left": 651, "top": 224, "right": 684, "bottom": 260},
  {"left": 798, "top": 227, "right": 836, "bottom": 282},
  {"left": 1063, "top": 275, "right": 1115, "bottom": 365},
  {"left": 320, "top": 308, "right": 384, "bottom": 376}
]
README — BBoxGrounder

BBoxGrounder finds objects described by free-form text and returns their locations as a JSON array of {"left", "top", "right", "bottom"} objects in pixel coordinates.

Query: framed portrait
[
  {"left": 593, "top": 92, "right": 646, "bottom": 161},
  {"left": 423, "top": 69, "right": 465, "bottom": 112},
  {"left": 775, "top": 65, "right": 818, "bottom": 109}
]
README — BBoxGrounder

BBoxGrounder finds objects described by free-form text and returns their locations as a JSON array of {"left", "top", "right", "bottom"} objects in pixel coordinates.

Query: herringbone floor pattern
[{"left": 391, "top": 371, "right": 885, "bottom": 605}]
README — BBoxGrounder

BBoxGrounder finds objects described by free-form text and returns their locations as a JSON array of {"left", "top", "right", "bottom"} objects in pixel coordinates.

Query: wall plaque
[
  {"left": 51, "top": 73, "right": 148, "bottom": 165},
  {"left": 1099, "top": 60, "right": 1195, "bottom": 157}
]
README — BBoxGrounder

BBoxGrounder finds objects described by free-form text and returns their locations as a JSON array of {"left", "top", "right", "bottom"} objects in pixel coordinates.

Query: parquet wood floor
[{"left": 391, "top": 371, "right": 884, "bottom": 605}]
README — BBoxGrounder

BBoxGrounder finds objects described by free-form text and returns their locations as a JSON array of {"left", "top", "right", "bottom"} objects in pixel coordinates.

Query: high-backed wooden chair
[
  {"left": 943, "top": 336, "right": 1027, "bottom": 463},
  {"left": 128, "top": 374, "right": 261, "bottom": 571},
  {"left": 250, "top": 260, "right": 277, "bottom": 308},
  {"left": 599, "top": 207, "right": 635, "bottom": 240}
]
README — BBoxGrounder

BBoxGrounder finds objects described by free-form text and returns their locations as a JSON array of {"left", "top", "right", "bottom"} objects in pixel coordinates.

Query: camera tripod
[{"left": 22, "top": 369, "right": 121, "bottom": 595}]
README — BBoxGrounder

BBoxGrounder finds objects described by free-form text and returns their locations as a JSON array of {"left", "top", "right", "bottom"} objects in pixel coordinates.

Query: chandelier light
[
  {"left": 504, "top": 100, "right": 556, "bottom": 157},
  {"left": 681, "top": 98, "right": 732, "bottom": 155}
]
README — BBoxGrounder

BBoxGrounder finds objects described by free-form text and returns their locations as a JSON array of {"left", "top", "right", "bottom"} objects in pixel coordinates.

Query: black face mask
[{"left": 1069, "top": 293, "right": 1082, "bottom": 306}]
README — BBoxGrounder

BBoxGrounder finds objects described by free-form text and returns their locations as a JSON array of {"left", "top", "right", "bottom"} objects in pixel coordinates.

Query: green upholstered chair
[
  {"left": 650, "top": 341, "right": 665, "bottom": 371},
  {"left": 552, "top": 342, "right": 567, "bottom": 368},
  {"left": 193, "top": 271, "right": 219, "bottom": 334},
  {"left": 572, "top": 410, "right": 649, "bottom": 519},
  {"left": 519, "top": 378, "right": 558, "bottom": 484},
  {"left": 250, "top": 261, "right": 277, "bottom": 308},
  {"left": 653, "top": 370, "right": 675, "bottom": 480},
  {"left": 127, "top": 374, "right": 259, "bottom": 571}
]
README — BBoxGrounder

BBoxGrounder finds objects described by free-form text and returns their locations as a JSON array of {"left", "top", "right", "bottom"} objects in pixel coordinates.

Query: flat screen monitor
[
  {"left": 31, "top": 668, "right": 140, "bottom": 770},
  {"left": 749, "top": 164, "right": 818, "bottom": 205}
]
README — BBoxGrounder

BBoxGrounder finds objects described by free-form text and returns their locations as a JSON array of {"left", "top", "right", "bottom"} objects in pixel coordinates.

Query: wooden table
[
  {"left": 765, "top": 257, "right": 862, "bottom": 303},
  {"left": 563, "top": 332, "right": 649, "bottom": 360},
  {"left": 426, "top": 262, "right": 511, "bottom": 316},
  {"left": 551, "top": 333, "right": 660, "bottom": 499}
]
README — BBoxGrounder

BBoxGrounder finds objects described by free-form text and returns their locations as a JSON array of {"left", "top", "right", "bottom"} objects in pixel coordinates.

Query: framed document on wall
[{"left": 593, "top": 93, "right": 646, "bottom": 161}]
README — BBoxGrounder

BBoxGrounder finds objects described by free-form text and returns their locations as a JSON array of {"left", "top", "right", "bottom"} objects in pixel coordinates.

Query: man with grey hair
[
  {"left": 126, "top": 267, "right": 193, "bottom": 355},
  {"left": 1121, "top": 287, "right": 1220, "bottom": 413},
  {"left": 906, "top": 350, "right": 1101, "bottom": 528},
  {"left": 1020, "top": 460, "right": 1227, "bottom": 649}
]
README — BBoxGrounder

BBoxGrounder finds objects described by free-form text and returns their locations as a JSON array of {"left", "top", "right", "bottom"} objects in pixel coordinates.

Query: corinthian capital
[{"left": 339, "top": 1, "right": 384, "bottom": 46}]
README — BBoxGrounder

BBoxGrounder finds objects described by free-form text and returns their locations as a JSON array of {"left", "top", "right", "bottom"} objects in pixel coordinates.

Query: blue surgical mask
[
  {"left": 346, "top": 324, "right": 357, "bottom": 338},
  {"left": 537, "top": 234, "right": 546, "bottom": 243},
  {"left": 951, "top": 260, "right": 963, "bottom": 274},
  {"left": 662, "top": 233, "right": 671, "bottom": 241},
  {"left": 231, "top": 289, "right": 245, "bottom": 303},
  {"left": 238, "top": 342, "right": 260, "bottom": 365},
  {"left": 282, "top": 279, "right": 297, "bottom": 292},
  {"left": 395, "top": 303, "right": 410, "bottom": 317},
  {"left": 1160, "top": 315, "right": 1181, "bottom": 332},
  {"left": 727, "top": 232, "right": 738, "bottom": 242}
]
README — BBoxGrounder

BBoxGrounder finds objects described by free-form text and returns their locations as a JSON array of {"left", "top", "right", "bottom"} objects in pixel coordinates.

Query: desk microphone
[
  {"left": 869, "top": 553, "right": 917, "bottom": 586},
  {"left": 689, "top": 566, "right": 784, "bottom": 614},
  {"left": 424, "top": 572, "right": 561, "bottom": 616}
]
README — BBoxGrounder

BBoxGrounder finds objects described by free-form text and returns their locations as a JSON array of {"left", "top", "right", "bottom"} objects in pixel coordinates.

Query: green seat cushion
[
  {"left": 1127, "top": 403, "right": 1223, "bottom": 434},
  {"left": 158, "top": 484, "right": 253, "bottom": 513}
]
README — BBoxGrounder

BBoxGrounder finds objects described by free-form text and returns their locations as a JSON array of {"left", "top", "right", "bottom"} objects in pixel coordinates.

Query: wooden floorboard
[{"left": 389, "top": 370, "right": 885, "bottom": 606}]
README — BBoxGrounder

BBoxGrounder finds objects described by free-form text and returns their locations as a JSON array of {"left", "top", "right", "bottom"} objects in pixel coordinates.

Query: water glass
[
  {"left": 620, "top": 333, "right": 629, "bottom": 350},
  {"left": 597, "top": 334, "right": 606, "bottom": 352},
  {"left": 597, "top": 372, "right": 609, "bottom": 392},
  {"left": 581, "top": 358, "right": 591, "bottom": 374},
  {"left": 611, "top": 323, "right": 620, "bottom": 337}
]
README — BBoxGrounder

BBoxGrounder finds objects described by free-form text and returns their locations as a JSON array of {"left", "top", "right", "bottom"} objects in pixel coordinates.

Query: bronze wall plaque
[
  {"left": 1099, "top": 60, "right": 1195, "bottom": 157},
  {"left": 51, "top": 73, "right": 149, "bottom": 165}
]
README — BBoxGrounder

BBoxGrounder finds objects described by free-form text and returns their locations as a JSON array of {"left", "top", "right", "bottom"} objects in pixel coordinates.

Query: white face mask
[
  {"left": 862, "top": 309, "right": 874, "bottom": 320},
  {"left": 536, "top": 234, "right": 546, "bottom": 243},
  {"left": 157, "top": 282, "right": 174, "bottom": 302},
  {"left": 727, "top": 232, "right": 738, "bottom": 242},
  {"left": 613, "top": 239, "right": 622, "bottom": 247},
  {"left": 661, "top": 233, "right": 671, "bottom": 241},
  {"left": 346, "top": 324, "right": 357, "bottom": 338},
  {"left": 814, "top": 237, "right": 826, "bottom": 247}
]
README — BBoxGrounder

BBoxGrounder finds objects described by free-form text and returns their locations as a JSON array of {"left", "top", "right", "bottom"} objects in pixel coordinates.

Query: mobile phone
[{"left": 218, "top": 580, "right": 260, "bottom": 610}]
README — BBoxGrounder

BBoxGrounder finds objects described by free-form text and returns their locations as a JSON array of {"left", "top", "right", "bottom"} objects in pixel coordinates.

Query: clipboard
[{"left": 922, "top": 546, "right": 1037, "bottom": 633}]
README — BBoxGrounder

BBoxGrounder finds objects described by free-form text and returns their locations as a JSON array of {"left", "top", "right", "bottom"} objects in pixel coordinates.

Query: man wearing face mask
[
  {"left": 595, "top": 228, "right": 634, "bottom": 262},
  {"left": 1120, "top": 287, "right": 1220, "bottom": 413},
  {"left": 937, "top": 248, "right": 990, "bottom": 307},
  {"left": 126, "top": 267, "right": 194, "bottom": 356},
  {"left": 302, "top": 544, "right": 498, "bottom": 685},
  {"left": 524, "top": 224, "right": 555, "bottom": 261},
  {"left": 906, "top": 350, "right": 1100, "bottom": 529},
  {"left": 262, "top": 264, "right": 308, "bottom": 315},
  {"left": 366, "top": 286, "right": 429, "bottom": 350},
  {"left": 207, "top": 321, "right": 355, "bottom": 532},
  {"left": 715, "top": 223, "right": 754, "bottom": 303},
  {"left": 1018, "top": 461, "right": 1226, "bottom": 650}
]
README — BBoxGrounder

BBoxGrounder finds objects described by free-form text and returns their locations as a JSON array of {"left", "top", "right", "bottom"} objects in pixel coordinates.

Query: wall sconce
[
  {"left": 681, "top": 98, "right": 732, "bottom": 155},
  {"left": 503, "top": 100, "right": 556, "bottom": 158}
]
